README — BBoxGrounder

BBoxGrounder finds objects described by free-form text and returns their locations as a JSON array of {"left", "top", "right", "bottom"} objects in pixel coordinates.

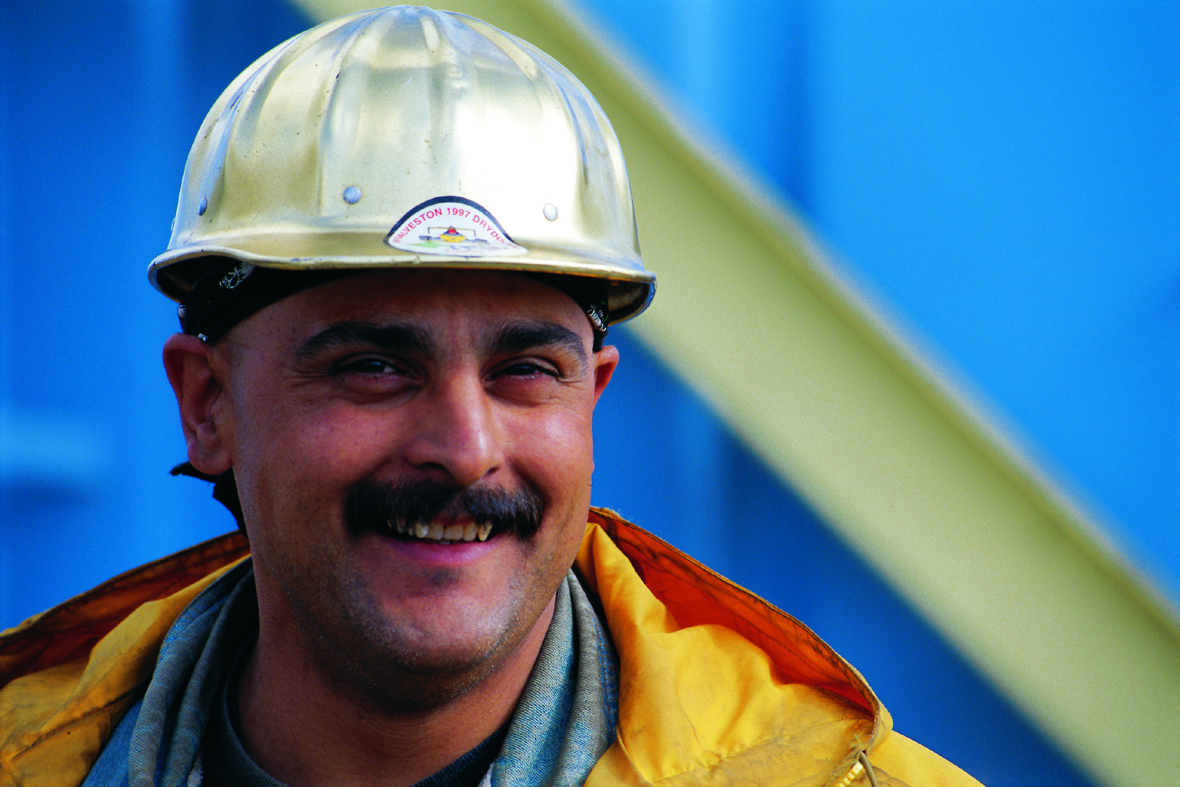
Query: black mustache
[{"left": 344, "top": 480, "right": 543, "bottom": 540}]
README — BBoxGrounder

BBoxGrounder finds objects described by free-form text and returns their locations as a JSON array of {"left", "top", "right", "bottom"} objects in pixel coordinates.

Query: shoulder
[{"left": 0, "top": 533, "right": 249, "bottom": 787}]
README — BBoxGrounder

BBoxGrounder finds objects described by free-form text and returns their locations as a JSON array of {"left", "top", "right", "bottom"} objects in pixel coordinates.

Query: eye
[
  {"left": 330, "top": 355, "right": 416, "bottom": 381},
  {"left": 495, "top": 360, "right": 559, "bottom": 379},
  {"left": 341, "top": 357, "right": 401, "bottom": 375}
]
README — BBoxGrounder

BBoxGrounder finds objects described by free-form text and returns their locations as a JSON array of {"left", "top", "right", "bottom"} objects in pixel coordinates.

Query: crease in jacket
[{"left": 0, "top": 508, "right": 982, "bottom": 787}]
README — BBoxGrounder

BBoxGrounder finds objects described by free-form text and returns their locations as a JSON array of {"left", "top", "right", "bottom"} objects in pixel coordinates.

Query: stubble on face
[
  {"left": 293, "top": 561, "right": 519, "bottom": 714},
  {"left": 318, "top": 479, "right": 551, "bottom": 709},
  {"left": 261, "top": 480, "right": 562, "bottom": 715}
]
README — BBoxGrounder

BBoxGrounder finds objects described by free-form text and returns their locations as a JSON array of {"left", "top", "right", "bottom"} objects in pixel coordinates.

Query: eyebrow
[
  {"left": 292, "top": 319, "right": 588, "bottom": 367},
  {"left": 294, "top": 322, "right": 432, "bottom": 360},
  {"left": 487, "top": 322, "right": 588, "bottom": 366}
]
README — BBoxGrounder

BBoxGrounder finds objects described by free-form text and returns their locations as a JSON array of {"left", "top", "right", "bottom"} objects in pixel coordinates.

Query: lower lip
[{"left": 366, "top": 532, "right": 503, "bottom": 566}]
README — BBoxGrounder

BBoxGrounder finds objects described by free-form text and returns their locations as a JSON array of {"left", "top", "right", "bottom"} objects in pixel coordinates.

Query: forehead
[{"left": 234, "top": 269, "right": 590, "bottom": 346}]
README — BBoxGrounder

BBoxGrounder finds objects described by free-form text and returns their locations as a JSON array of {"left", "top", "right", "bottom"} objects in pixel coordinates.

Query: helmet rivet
[
  {"left": 343, "top": 186, "right": 362, "bottom": 204},
  {"left": 197, "top": 197, "right": 208, "bottom": 216},
  {"left": 543, "top": 203, "right": 558, "bottom": 221}
]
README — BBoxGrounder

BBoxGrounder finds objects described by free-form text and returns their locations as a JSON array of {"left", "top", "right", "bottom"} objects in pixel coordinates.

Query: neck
[{"left": 235, "top": 597, "right": 555, "bottom": 787}]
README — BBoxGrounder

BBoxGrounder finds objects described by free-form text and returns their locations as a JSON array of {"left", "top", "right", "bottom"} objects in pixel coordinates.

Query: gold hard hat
[{"left": 149, "top": 5, "right": 654, "bottom": 324}]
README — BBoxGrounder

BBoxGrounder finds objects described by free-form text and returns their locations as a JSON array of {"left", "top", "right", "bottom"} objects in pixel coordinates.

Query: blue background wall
[{"left": 4, "top": 2, "right": 1177, "bottom": 785}]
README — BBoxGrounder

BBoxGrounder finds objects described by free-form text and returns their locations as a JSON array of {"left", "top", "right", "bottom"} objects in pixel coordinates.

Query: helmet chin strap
[{"left": 170, "top": 463, "right": 245, "bottom": 532}]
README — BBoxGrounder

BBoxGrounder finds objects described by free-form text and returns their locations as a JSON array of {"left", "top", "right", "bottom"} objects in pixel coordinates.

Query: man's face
[{"left": 195, "top": 269, "right": 616, "bottom": 707}]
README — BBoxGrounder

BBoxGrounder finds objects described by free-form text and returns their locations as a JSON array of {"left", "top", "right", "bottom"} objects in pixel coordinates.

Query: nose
[{"left": 402, "top": 372, "right": 504, "bottom": 487}]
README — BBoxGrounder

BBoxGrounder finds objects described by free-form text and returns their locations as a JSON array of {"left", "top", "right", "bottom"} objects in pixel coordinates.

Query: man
[{"left": 0, "top": 7, "right": 981, "bottom": 786}]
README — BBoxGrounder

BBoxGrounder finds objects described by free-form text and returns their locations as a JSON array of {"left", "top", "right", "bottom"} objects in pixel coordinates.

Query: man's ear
[
  {"left": 592, "top": 344, "right": 619, "bottom": 406},
  {"left": 163, "top": 333, "right": 233, "bottom": 476}
]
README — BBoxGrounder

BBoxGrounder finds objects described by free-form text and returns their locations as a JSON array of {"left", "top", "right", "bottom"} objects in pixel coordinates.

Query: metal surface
[{"left": 150, "top": 6, "right": 654, "bottom": 324}]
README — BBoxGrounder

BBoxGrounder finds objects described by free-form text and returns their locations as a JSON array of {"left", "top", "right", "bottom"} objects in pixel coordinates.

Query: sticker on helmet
[{"left": 385, "top": 197, "right": 526, "bottom": 257}]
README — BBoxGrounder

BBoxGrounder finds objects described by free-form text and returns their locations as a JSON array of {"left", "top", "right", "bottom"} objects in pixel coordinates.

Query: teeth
[{"left": 393, "top": 520, "right": 494, "bottom": 544}]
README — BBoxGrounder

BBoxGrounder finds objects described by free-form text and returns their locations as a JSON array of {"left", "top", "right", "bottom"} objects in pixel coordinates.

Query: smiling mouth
[
  {"left": 382, "top": 519, "right": 495, "bottom": 544},
  {"left": 346, "top": 479, "right": 542, "bottom": 542}
]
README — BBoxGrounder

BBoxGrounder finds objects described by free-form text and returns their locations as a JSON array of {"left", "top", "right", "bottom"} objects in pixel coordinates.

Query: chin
[
  {"left": 304, "top": 575, "right": 530, "bottom": 703},
  {"left": 331, "top": 621, "right": 525, "bottom": 713}
]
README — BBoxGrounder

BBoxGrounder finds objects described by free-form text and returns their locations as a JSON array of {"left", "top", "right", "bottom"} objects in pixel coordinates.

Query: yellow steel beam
[{"left": 292, "top": 3, "right": 1180, "bottom": 786}]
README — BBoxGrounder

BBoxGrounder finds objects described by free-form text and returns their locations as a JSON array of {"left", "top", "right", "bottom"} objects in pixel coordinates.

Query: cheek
[
  {"left": 234, "top": 403, "right": 404, "bottom": 535},
  {"left": 509, "top": 405, "right": 596, "bottom": 503},
  {"left": 252, "top": 402, "right": 399, "bottom": 475}
]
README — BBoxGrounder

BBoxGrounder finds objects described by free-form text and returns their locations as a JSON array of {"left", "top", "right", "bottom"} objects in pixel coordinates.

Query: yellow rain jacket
[{"left": 0, "top": 509, "right": 980, "bottom": 786}]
